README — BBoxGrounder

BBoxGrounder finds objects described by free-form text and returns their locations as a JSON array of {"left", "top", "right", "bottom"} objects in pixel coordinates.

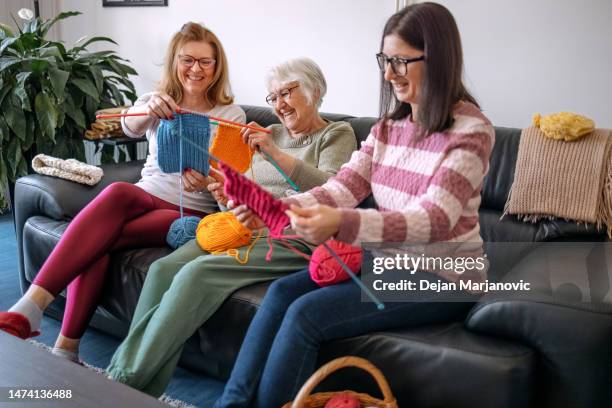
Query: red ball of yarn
[
  {"left": 309, "top": 240, "right": 362, "bottom": 287},
  {"left": 324, "top": 393, "right": 361, "bottom": 408}
]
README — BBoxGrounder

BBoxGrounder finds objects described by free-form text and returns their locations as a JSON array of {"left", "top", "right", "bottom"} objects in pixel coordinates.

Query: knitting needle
[
  {"left": 176, "top": 108, "right": 273, "bottom": 134},
  {"left": 322, "top": 242, "right": 385, "bottom": 310},
  {"left": 95, "top": 109, "right": 272, "bottom": 134},
  {"left": 259, "top": 150, "right": 300, "bottom": 192}
]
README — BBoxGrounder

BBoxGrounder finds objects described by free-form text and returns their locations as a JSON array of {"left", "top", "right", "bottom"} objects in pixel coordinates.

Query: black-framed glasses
[
  {"left": 265, "top": 84, "right": 300, "bottom": 106},
  {"left": 178, "top": 54, "right": 216, "bottom": 70},
  {"left": 376, "top": 52, "right": 425, "bottom": 76}
]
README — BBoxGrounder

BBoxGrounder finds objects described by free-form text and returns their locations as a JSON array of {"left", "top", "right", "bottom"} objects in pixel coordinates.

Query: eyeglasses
[
  {"left": 178, "top": 54, "right": 216, "bottom": 70},
  {"left": 265, "top": 84, "right": 300, "bottom": 106},
  {"left": 376, "top": 52, "right": 425, "bottom": 76}
]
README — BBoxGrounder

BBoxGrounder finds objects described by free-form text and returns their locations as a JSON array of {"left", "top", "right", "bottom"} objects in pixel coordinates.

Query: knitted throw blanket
[
  {"left": 32, "top": 154, "right": 104, "bottom": 186},
  {"left": 504, "top": 126, "right": 612, "bottom": 237}
]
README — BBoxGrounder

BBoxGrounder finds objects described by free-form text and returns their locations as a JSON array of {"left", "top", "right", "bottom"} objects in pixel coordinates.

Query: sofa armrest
[
  {"left": 465, "top": 242, "right": 612, "bottom": 408},
  {"left": 14, "top": 160, "right": 144, "bottom": 292},
  {"left": 15, "top": 160, "right": 144, "bottom": 222},
  {"left": 466, "top": 296, "right": 612, "bottom": 407}
]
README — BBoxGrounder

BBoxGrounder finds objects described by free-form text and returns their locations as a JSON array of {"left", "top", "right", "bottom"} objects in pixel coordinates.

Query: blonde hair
[{"left": 158, "top": 22, "right": 233, "bottom": 107}]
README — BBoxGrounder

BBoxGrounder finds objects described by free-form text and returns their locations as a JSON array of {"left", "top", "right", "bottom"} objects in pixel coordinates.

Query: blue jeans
[{"left": 214, "top": 269, "right": 474, "bottom": 408}]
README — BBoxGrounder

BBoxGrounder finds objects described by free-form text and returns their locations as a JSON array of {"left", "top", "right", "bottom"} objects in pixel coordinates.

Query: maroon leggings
[{"left": 32, "top": 182, "right": 205, "bottom": 339}]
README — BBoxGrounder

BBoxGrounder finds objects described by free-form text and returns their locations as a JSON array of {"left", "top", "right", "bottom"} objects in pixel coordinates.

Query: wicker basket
[{"left": 282, "top": 356, "right": 398, "bottom": 408}]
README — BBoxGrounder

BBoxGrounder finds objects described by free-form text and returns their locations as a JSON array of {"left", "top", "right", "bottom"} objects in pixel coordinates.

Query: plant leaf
[
  {"left": 14, "top": 71, "right": 32, "bottom": 111},
  {"left": 23, "top": 113, "right": 36, "bottom": 150},
  {"left": 40, "top": 11, "right": 82, "bottom": 37},
  {"left": 90, "top": 65, "right": 103, "bottom": 93},
  {"left": 0, "top": 57, "right": 20, "bottom": 71},
  {"left": 80, "top": 50, "right": 116, "bottom": 59},
  {"left": 106, "top": 58, "right": 137, "bottom": 76},
  {"left": 106, "top": 82, "right": 124, "bottom": 105},
  {"left": 55, "top": 101, "right": 65, "bottom": 129},
  {"left": 39, "top": 45, "right": 62, "bottom": 59},
  {"left": 85, "top": 95, "right": 97, "bottom": 121},
  {"left": 52, "top": 137, "right": 69, "bottom": 158},
  {"left": 35, "top": 91, "right": 57, "bottom": 143},
  {"left": 0, "top": 115, "right": 9, "bottom": 143},
  {"left": 73, "top": 36, "right": 117, "bottom": 52},
  {"left": 0, "top": 82, "right": 11, "bottom": 106},
  {"left": 0, "top": 37, "right": 19, "bottom": 55},
  {"left": 29, "top": 58, "right": 50, "bottom": 72},
  {"left": 6, "top": 136, "right": 22, "bottom": 180},
  {"left": 47, "top": 66, "right": 69, "bottom": 100},
  {"left": 64, "top": 94, "right": 86, "bottom": 129},
  {"left": 3, "top": 96, "right": 26, "bottom": 141},
  {"left": 0, "top": 147, "right": 7, "bottom": 188},
  {"left": 0, "top": 23, "right": 14, "bottom": 39},
  {"left": 70, "top": 77, "right": 99, "bottom": 101},
  {"left": 18, "top": 32, "right": 38, "bottom": 50}
]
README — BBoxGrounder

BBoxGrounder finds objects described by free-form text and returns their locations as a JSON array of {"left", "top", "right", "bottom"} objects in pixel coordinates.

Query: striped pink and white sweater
[{"left": 287, "top": 102, "right": 495, "bottom": 281}]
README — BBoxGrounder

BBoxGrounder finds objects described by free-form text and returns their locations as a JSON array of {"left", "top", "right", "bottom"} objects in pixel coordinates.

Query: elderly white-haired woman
[{"left": 106, "top": 57, "right": 356, "bottom": 397}]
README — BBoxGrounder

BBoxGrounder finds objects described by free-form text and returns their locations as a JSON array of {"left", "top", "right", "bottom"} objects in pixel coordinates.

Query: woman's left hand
[
  {"left": 285, "top": 204, "right": 342, "bottom": 244},
  {"left": 182, "top": 169, "right": 210, "bottom": 193}
]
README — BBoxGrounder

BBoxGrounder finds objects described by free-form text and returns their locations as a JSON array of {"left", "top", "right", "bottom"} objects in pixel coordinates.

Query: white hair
[{"left": 265, "top": 57, "right": 327, "bottom": 107}]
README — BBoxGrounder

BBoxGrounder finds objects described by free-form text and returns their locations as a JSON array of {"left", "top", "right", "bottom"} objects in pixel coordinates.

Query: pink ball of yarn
[
  {"left": 324, "top": 393, "right": 361, "bottom": 408},
  {"left": 309, "top": 240, "right": 362, "bottom": 287}
]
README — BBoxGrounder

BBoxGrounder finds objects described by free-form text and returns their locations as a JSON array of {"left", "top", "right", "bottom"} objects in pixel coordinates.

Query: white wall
[
  {"left": 54, "top": 0, "right": 612, "bottom": 127},
  {"left": 437, "top": 0, "right": 612, "bottom": 128},
  {"left": 56, "top": 0, "right": 394, "bottom": 117}
]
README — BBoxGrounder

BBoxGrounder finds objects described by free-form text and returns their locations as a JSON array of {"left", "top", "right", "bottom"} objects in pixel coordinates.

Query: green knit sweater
[{"left": 249, "top": 121, "right": 357, "bottom": 197}]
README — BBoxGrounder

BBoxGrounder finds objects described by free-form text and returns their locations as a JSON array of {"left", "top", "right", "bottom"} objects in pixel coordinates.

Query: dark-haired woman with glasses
[
  {"left": 217, "top": 3, "right": 495, "bottom": 407},
  {"left": 105, "top": 57, "right": 356, "bottom": 397}
]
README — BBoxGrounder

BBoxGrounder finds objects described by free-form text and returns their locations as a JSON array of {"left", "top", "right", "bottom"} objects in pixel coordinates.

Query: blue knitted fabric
[{"left": 157, "top": 113, "right": 211, "bottom": 175}]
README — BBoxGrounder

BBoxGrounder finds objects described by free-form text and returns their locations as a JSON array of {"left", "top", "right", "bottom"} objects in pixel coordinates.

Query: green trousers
[{"left": 106, "top": 237, "right": 310, "bottom": 397}]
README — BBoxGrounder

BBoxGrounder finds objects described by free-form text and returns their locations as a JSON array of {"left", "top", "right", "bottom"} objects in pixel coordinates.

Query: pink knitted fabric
[{"left": 220, "top": 162, "right": 290, "bottom": 237}]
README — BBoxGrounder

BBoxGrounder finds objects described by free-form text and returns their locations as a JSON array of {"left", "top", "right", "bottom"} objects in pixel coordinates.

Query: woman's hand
[
  {"left": 285, "top": 204, "right": 342, "bottom": 244},
  {"left": 144, "top": 91, "right": 180, "bottom": 119},
  {"left": 206, "top": 167, "right": 228, "bottom": 205},
  {"left": 182, "top": 169, "right": 210, "bottom": 193},
  {"left": 241, "top": 121, "right": 280, "bottom": 158},
  {"left": 228, "top": 200, "right": 266, "bottom": 230}
]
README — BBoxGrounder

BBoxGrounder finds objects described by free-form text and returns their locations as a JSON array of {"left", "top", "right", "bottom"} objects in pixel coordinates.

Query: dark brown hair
[
  {"left": 379, "top": 2, "right": 478, "bottom": 140},
  {"left": 158, "top": 22, "right": 233, "bottom": 107}
]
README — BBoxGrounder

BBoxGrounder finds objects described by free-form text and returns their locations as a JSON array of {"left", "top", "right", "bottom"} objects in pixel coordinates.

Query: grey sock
[
  {"left": 9, "top": 297, "right": 43, "bottom": 333},
  {"left": 51, "top": 347, "right": 80, "bottom": 363}
]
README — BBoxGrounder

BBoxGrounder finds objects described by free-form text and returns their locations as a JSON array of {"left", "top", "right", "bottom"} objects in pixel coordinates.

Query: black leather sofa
[{"left": 14, "top": 106, "right": 612, "bottom": 408}]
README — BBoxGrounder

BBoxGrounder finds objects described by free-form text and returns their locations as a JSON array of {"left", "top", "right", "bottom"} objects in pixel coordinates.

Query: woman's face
[
  {"left": 382, "top": 34, "right": 425, "bottom": 106},
  {"left": 176, "top": 41, "right": 216, "bottom": 98},
  {"left": 267, "top": 79, "right": 316, "bottom": 132}
]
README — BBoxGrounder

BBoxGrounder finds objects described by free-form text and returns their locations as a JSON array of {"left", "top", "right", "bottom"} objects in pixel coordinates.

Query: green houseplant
[{"left": 0, "top": 10, "right": 138, "bottom": 210}]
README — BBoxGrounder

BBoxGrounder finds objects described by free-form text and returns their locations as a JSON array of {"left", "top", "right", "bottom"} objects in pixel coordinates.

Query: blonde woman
[{"left": 0, "top": 22, "right": 245, "bottom": 364}]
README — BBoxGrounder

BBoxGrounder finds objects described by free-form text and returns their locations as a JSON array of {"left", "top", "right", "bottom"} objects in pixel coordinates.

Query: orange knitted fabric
[{"left": 209, "top": 123, "right": 253, "bottom": 173}]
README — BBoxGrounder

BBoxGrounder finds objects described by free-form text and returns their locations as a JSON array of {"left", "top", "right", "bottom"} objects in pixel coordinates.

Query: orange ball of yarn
[
  {"left": 196, "top": 212, "right": 252, "bottom": 252},
  {"left": 309, "top": 240, "right": 362, "bottom": 287}
]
